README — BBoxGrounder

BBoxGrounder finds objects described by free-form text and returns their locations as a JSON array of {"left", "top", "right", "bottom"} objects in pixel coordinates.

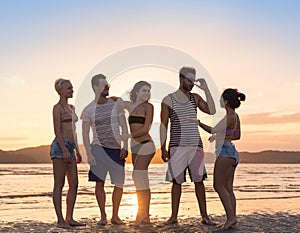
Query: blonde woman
[{"left": 50, "top": 78, "right": 84, "bottom": 228}]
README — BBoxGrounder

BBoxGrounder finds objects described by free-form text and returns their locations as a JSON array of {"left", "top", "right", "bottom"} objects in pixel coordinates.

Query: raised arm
[{"left": 193, "top": 79, "right": 216, "bottom": 115}]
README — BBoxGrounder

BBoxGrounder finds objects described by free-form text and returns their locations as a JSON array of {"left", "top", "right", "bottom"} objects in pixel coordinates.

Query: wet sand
[{"left": 1, "top": 197, "right": 299, "bottom": 232}]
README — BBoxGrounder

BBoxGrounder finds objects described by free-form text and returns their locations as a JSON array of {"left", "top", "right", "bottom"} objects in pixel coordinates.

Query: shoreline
[{"left": 1, "top": 196, "right": 300, "bottom": 232}]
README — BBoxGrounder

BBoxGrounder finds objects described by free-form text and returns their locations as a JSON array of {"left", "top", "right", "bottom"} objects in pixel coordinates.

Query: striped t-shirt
[
  {"left": 169, "top": 93, "right": 203, "bottom": 148},
  {"left": 81, "top": 99, "right": 124, "bottom": 149}
]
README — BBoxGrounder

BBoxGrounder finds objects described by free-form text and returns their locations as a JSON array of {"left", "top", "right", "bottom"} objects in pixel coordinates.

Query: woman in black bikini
[
  {"left": 119, "top": 81, "right": 155, "bottom": 225},
  {"left": 50, "top": 78, "right": 84, "bottom": 228}
]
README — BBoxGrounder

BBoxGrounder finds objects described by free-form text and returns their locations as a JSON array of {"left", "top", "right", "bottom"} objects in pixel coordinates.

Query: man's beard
[{"left": 183, "top": 83, "right": 193, "bottom": 92}]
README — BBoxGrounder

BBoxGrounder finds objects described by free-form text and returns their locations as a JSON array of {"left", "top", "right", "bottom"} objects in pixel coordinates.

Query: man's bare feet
[
  {"left": 222, "top": 218, "right": 237, "bottom": 230},
  {"left": 57, "top": 221, "right": 71, "bottom": 229},
  {"left": 111, "top": 217, "right": 125, "bottom": 225},
  {"left": 201, "top": 216, "right": 216, "bottom": 226},
  {"left": 166, "top": 217, "right": 178, "bottom": 224},
  {"left": 66, "top": 219, "right": 86, "bottom": 226},
  {"left": 97, "top": 217, "right": 107, "bottom": 226}
]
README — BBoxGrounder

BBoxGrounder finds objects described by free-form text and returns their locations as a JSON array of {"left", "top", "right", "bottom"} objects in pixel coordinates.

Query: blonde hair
[{"left": 54, "top": 78, "right": 70, "bottom": 93}]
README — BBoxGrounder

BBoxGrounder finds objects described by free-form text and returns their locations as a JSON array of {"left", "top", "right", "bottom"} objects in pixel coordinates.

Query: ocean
[{"left": 0, "top": 163, "right": 299, "bottom": 222}]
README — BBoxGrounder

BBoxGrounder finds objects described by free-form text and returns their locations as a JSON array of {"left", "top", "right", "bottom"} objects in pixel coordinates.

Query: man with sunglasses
[
  {"left": 160, "top": 66, "right": 216, "bottom": 225},
  {"left": 81, "top": 74, "right": 129, "bottom": 225}
]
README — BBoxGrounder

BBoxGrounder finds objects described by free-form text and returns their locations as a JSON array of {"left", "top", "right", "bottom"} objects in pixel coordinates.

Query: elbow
[{"left": 209, "top": 108, "right": 216, "bottom": 115}]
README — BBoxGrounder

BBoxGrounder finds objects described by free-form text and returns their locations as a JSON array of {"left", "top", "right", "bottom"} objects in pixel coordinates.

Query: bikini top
[
  {"left": 128, "top": 115, "right": 145, "bottom": 125},
  {"left": 60, "top": 103, "right": 78, "bottom": 123}
]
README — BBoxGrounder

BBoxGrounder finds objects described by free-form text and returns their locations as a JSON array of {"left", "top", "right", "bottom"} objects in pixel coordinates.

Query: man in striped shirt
[
  {"left": 81, "top": 74, "right": 129, "bottom": 225},
  {"left": 160, "top": 66, "right": 216, "bottom": 225}
]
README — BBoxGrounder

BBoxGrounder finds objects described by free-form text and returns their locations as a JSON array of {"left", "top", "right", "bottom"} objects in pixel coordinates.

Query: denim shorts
[
  {"left": 216, "top": 142, "right": 239, "bottom": 164},
  {"left": 50, "top": 137, "right": 76, "bottom": 160}
]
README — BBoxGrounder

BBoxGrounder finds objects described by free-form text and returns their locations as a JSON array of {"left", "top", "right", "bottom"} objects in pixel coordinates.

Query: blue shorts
[
  {"left": 50, "top": 137, "right": 76, "bottom": 160},
  {"left": 88, "top": 144, "right": 125, "bottom": 185},
  {"left": 216, "top": 142, "right": 239, "bottom": 164}
]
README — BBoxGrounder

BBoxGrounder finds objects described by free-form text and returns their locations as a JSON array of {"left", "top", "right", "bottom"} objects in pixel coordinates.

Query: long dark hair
[
  {"left": 130, "top": 81, "right": 151, "bottom": 103},
  {"left": 222, "top": 88, "right": 246, "bottom": 109}
]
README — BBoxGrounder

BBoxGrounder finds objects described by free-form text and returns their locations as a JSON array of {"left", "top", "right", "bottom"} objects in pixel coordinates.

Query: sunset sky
[{"left": 0, "top": 0, "right": 299, "bottom": 152}]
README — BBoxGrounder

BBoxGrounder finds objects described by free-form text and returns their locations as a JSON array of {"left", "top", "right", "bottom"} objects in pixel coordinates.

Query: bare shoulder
[
  {"left": 146, "top": 102, "right": 154, "bottom": 110},
  {"left": 109, "top": 96, "right": 119, "bottom": 101},
  {"left": 53, "top": 103, "right": 62, "bottom": 112},
  {"left": 162, "top": 95, "right": 172, "bottom": 107}
]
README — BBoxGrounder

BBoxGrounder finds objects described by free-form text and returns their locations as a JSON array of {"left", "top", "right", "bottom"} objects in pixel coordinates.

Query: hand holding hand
[
  {"left": 161, "top": 149, "right": 170, "bottom": 162},
  {"left": 120, "top": 148, "right": 128, "bottom": 160}
]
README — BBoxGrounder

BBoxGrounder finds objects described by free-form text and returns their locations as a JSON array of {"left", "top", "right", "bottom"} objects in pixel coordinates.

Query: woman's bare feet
[
  {"left": 134, "top": 214, "right": 150, "bottom": 226},
  {"left": 111, "top": 216, "right": 125, "bottom": 225}
]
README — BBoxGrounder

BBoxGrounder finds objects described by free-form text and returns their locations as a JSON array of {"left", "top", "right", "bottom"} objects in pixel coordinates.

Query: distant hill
[{"left": 0, "top": 146, "right": 299, "bottom": 164}]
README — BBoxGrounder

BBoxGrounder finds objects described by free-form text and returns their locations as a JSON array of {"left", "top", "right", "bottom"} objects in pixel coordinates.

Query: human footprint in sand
[
  {"left": 81, "top": 74, "right": 129, "bottom": 225},
  {"left": 50, "top": 78, "right": 85, "bottom": 229},
  {"left": 187, "top": 88, "right": 246, "bottom": 230}
]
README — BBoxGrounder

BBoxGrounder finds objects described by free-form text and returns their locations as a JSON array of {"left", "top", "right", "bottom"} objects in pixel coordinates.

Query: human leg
[
  {"left": 111, "top": 185, "right": 124, "bottom": 224},
  {"left": 95, "top": 182, "right": 107, "bottom": 225},
  {"left": 132, "top": 150, "right": 154, "bottom": 225},
  {"left": 167, "top": 182, "right": 181, "bottom": 224},
  {"left": 213, "top": 157, "right": 237, "bottom": 229},
  {"left": 65, "top": 161, "right": 84, "bottom": 226},
  {"left": 52, "top": 159, "right": 70, "bottom": 228}
]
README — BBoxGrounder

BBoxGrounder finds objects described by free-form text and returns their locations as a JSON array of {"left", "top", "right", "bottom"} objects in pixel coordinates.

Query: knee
[
  {"left": 132, "top": 170, "right": 149, "bottom": 190},
  {"left": 69, "top": 180, "right": 79, "bottom": 190},
  {"left": 213, "top": 183, "right": 222, "bottom": 193},
  {"left": 54, "top": 180, "right": 65, "bottom": 191}
]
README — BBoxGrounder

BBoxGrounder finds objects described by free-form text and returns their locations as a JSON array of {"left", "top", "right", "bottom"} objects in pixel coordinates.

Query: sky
[{"left": 0, "top": 0, "right": 299, "bottom": 152}]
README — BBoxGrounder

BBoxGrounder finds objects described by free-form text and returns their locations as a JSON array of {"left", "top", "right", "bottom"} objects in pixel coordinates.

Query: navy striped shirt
[{"left": 169, "top": 93, "right": 203, "bottom": 148}]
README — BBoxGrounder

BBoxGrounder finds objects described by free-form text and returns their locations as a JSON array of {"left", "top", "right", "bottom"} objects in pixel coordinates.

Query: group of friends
[{"left": 50, "top": 66, "right": 246, "bottom": 230}]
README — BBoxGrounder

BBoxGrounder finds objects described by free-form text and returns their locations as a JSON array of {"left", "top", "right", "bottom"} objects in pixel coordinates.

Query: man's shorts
[
  {"left": 50, "top": 137, "right": 76, "bottom": 160},
  {"left": 166, "top": 146, "right": 207, "bottom": 184},
  {"left": 88, "top": 144, "right": 125, "bottom": 185}
]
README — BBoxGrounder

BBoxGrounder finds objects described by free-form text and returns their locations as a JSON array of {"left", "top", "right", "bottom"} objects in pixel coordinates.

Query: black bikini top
[{"left": 128, "top": 115, "right": 146, "bottom": 124}]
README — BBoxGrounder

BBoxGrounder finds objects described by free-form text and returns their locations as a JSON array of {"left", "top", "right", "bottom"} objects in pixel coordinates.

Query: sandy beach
[
  {"left": 1, "top": 164, "right": 300, "bottom": 232},
  {"left": 1, "top": 196, "right": 299, "bottom": 232}
]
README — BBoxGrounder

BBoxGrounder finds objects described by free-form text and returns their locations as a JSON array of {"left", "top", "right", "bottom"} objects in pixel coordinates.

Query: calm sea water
[{"left": 0, "top": 163, "right": 299, "bottom": 222}]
